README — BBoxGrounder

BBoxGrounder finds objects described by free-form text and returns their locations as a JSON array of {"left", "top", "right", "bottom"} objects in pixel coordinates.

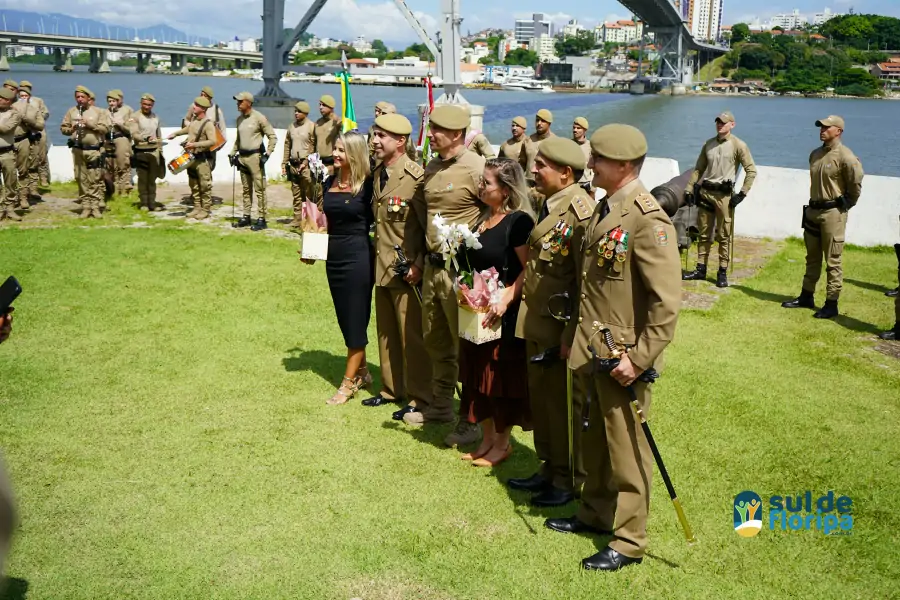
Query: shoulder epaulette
[
  {"left": 404, "top": 159, "right": 424, "bottom": 178},
  {"left": 635, "top": 192, "right": 660, "bottom": 214},
  {"left": 570, "top": 191, "right": 595, "bottom": 221}
]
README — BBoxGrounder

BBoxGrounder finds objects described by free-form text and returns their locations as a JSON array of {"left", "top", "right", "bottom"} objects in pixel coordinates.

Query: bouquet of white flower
[
  {"left": 433, "top": 213, "right": 483, "bottom": 274},
  {"left": 307, "top": 153, "right": 329, "bottom": 183}
]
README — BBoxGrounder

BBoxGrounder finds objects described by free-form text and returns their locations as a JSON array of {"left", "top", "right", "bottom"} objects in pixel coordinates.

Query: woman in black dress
[
  {"left": 301, "top": 132, "right": 374, "bottom": 404},
  {"left": 457, "top": 158, "right": 535, "bottom": 467}
]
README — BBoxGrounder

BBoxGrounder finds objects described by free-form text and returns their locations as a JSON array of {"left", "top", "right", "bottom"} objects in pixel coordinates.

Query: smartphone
[{"left": 0, "top": 276, "right": 21, "bottom": 314}]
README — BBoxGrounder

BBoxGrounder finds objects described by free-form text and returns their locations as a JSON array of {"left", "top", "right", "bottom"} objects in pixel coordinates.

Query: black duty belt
[
  {"left": 808, "top": 200, "right": 838, "bottom": 210},
  {"left": 72, "top": 144, "right": 102, "bottom": 151},
  {"left": 133, "top": 146, "right": 158, "bottom": 153},
  {"left": 700, "top": 180, "right": 734, "bottom": 193},
  {"left": 427, "top": 253, "right": 446, "bottom": 268},
  {"left": 110, "top": 132, "right": 128, "bottom": 140},
  {"left": 0, "top": 146, "right": 14, "bottom": 154},
  {"left": 13, "top": 134, "right": 30, "bottom": 143},
  {"left": 28, "top": 132, "right": 42, "bottom": 141},
  {"left": 238, "top": 148, "right": 262, "bottom": 156}
]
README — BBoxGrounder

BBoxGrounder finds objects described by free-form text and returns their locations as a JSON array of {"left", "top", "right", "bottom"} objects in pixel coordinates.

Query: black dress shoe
[
  {"left": 879, "top": 324, "right": 900, "bottom": 341},
  {"left": 886, "top": 288, "right": 899, "bottom": 298},
  {"left": 392, "top": 405, "right": 417, "bottom": 421},
  {"left": 531, "top": 486, "right": 575, "bottom": 507},
  {"left": 233, "top": 215, "right": 251, "bottom": 228},
  {"left": 361, "top": 395, "right": 393, "bottom": 407},
  {"left": 545, "top": 516, "right": 609, "bottom": 535},
  {"left": 813, "top": 299, "right": 838, "bottom": 319},
  {"left": 582, "top": 546, "right": 643, "bottom": 571},
  {"left": 682, "top": 264, "right": 707, "bottom": 281},
  {"left": 506, "top": 473, "right": 549, "bottom": 493},
  {"left": 250, "top": 218, "right": 268, "bottom": 231},
  {"left": 782, "top": 290, "right": 815, "bottom": 309}
]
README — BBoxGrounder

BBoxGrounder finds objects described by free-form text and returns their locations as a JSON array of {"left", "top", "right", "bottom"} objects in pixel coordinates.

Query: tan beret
[
  {"left": 429, "top": 105, "right": 469, "bottom": 131},
  {"left": 590, "top": 124, "right": 648, "bottom": 161},
  {"left": 140, "top": 93, "right": 156, "bottom": 102},
  {"left": 375, "top": 101, "right": 396, "bottom": 114},
  {"left": 194, "top": 96, "right": 212, "bottom": 109},
  {"left": 512, "top": 116, "right": 527, "bottom": 128},
  {"left": 107, "top": 90, "right": 123, "bottom": 101},
  {"left": 538, "top": 137, "right": 587, "bottom": 171},
  {"left": 816, "top": 115, "right": 844, "bottom": 129},
  {"left": 3, "top": 79, "right": 18, "bottom": 89},
  {"left": 201, "top": 86, "right": 215, "bottom": 98},
  {"left": 0, "top": 88, "right": 15, "bottom": 101},
  {"left": 233, "top": 91, "right": 254, "bottom": 103},
  {"left": 536, "top": 108, "right": 553, "bottom": 123},
  {"left": 375, "top": 113, "right": 412, "bottom": 136},
  {"left": 574, "top": 117, "right": 589, "bottom": 129},
  {"left": 715, "top": 111, "right": 734, "bottom": 123},
  {"left": 75, "top": 85, "right": 95, "bottom": 99},
  {"left": 18, "top": 80, "right": 32, "bottom": 90},
  {"left": 320, "top": 94, "right": 336, "bottom": 108},
  {"left": 295, "top": 100, "right": 311, "bottom": 113}
]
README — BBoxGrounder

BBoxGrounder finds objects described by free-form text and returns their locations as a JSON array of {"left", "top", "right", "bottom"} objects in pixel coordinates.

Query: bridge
[{"left": 0, "top": 31, "right": 263, "bottom": 73}]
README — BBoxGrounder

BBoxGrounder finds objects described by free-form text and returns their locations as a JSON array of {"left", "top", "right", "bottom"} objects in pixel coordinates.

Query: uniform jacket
[
  {"left": 372, "top": 156, "right": 427, "bottom": 287},
  {"left": 12, "top": 99, "right": 45, "bottom": 135},
  {"left": 499, "top": 135, "right": 537, "bottom": 181},
  {"left": 313, "top": 115, "right": 340, "bottom": 158},
  {"left": 687, "top": 133, "right": 757, "bottom": 195},
  {"left": 60, "top": 106, "right": 111, "bottom": 146},
  {"left": 128, "top": 111, "right": 162, "bottom": 151},
  {"left": 417, "top": 147, "right": 486, "bottom": 253},
  {"left": 231, "top": 109, "right": 277, "bottom": 155},
  {"left": 283, "top": 118, "right": 315, "bottom": 168},
  {"left": 809, "top": 141, "right": 864, "bottom": 208}
]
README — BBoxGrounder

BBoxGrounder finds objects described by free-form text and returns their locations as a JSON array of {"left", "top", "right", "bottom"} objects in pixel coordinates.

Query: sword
[
  {"left": 591, "top": 324, "right": 697, "bottom": 545},
  {"left": 545, "top": 291, "right": 576, "bottom": 491}
]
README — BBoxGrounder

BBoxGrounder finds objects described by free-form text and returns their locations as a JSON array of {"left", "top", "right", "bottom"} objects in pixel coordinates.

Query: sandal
[
  {"left": 356, "top": 367, "right": 373, "bottom": 390},
  {"left": 327, "top": 376, "right": 359, "bottom": 405}
]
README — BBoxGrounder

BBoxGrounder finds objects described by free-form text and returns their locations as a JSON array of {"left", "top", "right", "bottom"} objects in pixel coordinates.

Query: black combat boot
[
  {"left": 716, "top": 267, "right": 728, "bottom": 288},
  {"left": 233, "top": 215, "right": 252, "bottom": 228},
  {"left": 782, "top": 289, "right": 815, "bottom": 309},
  {"left": 250, "top": 218, "right": 268, "bottom": 231},
  {"left": 888, "top": 244, "right": 900, "bottom": 297},
  {"left": 813, "top": 299, "right": 839, "bottom": 319},
  {"left": 682, "top": 263, "right": 707, "bottom": 281},
  {"left": 879, "top": 323, "right": 900, "bottom": 341}
]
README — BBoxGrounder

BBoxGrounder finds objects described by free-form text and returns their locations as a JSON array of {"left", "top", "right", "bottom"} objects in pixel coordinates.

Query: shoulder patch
[
  {"left": 635, "top": 193, "right": 660, "bottom": 214},
  {"left": 404, "top": 160, "right": 424, "bottom": 179},
  {"left": 570, "top": 192, "right": 596, "bottom": 221},
  {"left": 653, "top": 225, "right": 669, "bottom": 246}
]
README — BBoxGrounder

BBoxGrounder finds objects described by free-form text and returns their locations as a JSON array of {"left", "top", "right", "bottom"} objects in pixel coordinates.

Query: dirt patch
[
  {"left": 874, "top": 341, "right": 900, "bottom": 361},
  {"left": 680, "top": 237, "right": 782, "bottom": 310}
]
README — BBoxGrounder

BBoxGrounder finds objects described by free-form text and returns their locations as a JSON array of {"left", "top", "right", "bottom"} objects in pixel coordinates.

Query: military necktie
[
  {"left": 599, "top": 199, "right": 610, "bottom": 221},
  {"left": 539, "top": 199, "right": 549, "bottom": 222},
  {"left": 379, "top": 167, "right": 388, "bottom": 192}
]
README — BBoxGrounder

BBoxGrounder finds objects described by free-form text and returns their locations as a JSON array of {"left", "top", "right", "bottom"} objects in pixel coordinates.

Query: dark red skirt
[{"left": 458, "top": 337, "right": 532, "bottom": 431}]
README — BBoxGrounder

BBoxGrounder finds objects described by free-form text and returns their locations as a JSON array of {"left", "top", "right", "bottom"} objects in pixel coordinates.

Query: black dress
[
  {"left": 458, "top": 211, "right": 535, "bottom": 430},
  {"left": 322, "top": 176, "right": 375, "bottom": 348}
]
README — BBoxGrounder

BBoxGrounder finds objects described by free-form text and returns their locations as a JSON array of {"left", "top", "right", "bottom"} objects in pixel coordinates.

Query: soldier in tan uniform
[
  {"left": 18, "top": 82, "right": 50, "bottom": 186},
  {"left": 531, "top": 109, "right": 556, "bottom": 148},
  {"left": 182, "top": 86, "right": 227, "bottom": 138},
  {"left": 367, "top": 101, "right": 396, "bottom": 159},
  {"left": 464, "top": 110, "right": 496, "bottom": 160},
  {"left": 168, "top": 97, "right": 218, "bottom": 220},
  {"left": 0, "top": 88, "right": 21, "bottom": 222},
  {"left": 11, "top": 82, "right": 45, "bottom": 210},
  {"left": 104, "top": 90, "right": 134, "bottom": 196},
  {"left": 128, "top": 93, "right": 164, "bottom": 212},
  {"left": 405, "top": 104, "right": 486, "bottom": 441},
  {"left": 60, "top": 86, "right": 112, "bottom": 218},
  {"left": 782, "top": 115, "right": 864, "bottom": 319},
  {"left": 283, "top": 100, "right": 316, "bottom": 228},
  {"left": 682, "top": 111, "right": 757, "bottom": 288},
  {"left": 573, "top": 117, "right": 592, "bottom": 191},
  {"left": 314, "top": 94, "right": 341, "bottom": 172},
  {"left": 545, "top": 124, "right": 681, "bottom": 572},
  {"left": 362, "top": 113, "right": 434, "bottom": 414},
  {"left": 228, "top": 91, "right": 277, "bottom": 231},
  {"left": 500, "top": 116, "right": 537, "bottom": 184},
  {"left": 510, "top": 137, "right": 594, "bottom": 507}
]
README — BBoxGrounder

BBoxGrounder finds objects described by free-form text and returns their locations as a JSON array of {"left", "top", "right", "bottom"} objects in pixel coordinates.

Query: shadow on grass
[
  {"left": 732, "top": 285, "right": 881, "bottom": 334},
  {"left": 845, "top": 278, "right": 894, "bottom": 295},
  {"left": 731, "top": 284, "right": 794, "bottom": 305},
  {"left": 283, "top": 348, "right": 379, "bottom": 388},
  {"left": 0, "top": 578, "right": 28, "bottom": 600}
]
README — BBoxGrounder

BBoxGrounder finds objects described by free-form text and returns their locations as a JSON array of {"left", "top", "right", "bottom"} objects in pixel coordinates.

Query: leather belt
[
  {"left": 0, "top": 146, "right": 14, "bottom": 154},
  {"left": 427, "top": 253, "right": 445, "bottom": 268},
  {"left": 808, "top": 200, "right": 838, "bottom": 210},
  {"left": 13, "top": 134, "right": 30, "bottom": 143},
  {"left": 238, "top": 148, "right": 262, "bottom": 156},
  {"left": 133, "top": 146, "right": 158, "bottom": 153},
  {"left": 73, "top": 144, "right": 102, "bottom": 151},
  {"left": 700, "top": 180, "right": 734, "bottom": 193},
  {"left": 110, "top": 132, "right": 128, "bottom": 140}
]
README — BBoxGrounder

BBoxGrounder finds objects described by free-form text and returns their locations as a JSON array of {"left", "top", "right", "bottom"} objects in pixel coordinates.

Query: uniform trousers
[
  {"left": 375, "top": 284, "right": 433, "bottom": 407},
  {"left": 0, "top": 151, "right": 17, "bottom": 213},
  {"left": 73, "top": 149, "right": 104, "bottom": 210},
  {"left": 186, "top": 157, "right": 213, "bottom": 210},
  {"left": 576, "top": 372, "right": 653, "bottom": 560},
  {"left": 239, "top": 154, "right": 267, "bottom": 218},
  {"left": 14, "top": 139, "right": 31, "bottom": 205},
  {"left": 288, "top": 164, "right": 314, "bottom": 220},
  {"left": 38, "top": 134, "right": 50, "bottom": 185},
  {"left": 134, "top": 150, "right": 162, "bottom": 208},
  {"left": 421, "top": 263, "right": 459, "bottom": 421},
  {"left": 110, "top": 137, "right": 133, "bottom": 194},
  {"left": 696, "top": 188, "right": 732, "bottom": 268},
  {"left": 802, "top": 206, "right": 847, "bottom": 300}
]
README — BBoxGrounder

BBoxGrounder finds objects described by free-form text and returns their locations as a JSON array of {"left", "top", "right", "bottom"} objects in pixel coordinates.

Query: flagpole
[{"left": 419, "top": 72, "right": 434, "bottom": 166}]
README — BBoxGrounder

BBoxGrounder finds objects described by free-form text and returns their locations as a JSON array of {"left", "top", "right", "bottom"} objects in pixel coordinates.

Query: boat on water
[{"left": 501, "top": 78, "right": 555, "bottom": 93}]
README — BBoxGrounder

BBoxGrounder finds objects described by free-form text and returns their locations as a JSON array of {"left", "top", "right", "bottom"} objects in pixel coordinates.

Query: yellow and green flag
[{"left": 338, "top": 51, "right": 357, "bottom": 133}]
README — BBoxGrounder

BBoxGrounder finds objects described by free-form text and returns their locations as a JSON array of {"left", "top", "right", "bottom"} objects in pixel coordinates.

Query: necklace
[
  {"left": 337, "top": 180, "right": 350, "bottom": 190},
  {"left": 478, "top": 210, "right": 507, "bottom": 233}
]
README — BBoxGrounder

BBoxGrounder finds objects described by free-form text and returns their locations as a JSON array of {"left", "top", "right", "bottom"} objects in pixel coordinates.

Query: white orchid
[
  {"left": 307, "top": 153, "right": 328, "bottom": 182},
  {"left": 433, "top": 213, "right": 483, "bottom": 271}
]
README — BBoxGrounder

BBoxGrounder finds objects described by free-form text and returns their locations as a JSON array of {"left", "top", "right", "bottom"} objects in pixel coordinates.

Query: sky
[{"left": 3, "top": 0, "right": 900, "bottom": 47}]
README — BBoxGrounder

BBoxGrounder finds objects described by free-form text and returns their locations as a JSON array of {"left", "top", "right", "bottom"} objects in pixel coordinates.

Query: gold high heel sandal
[
  {"left": 357, "top": 367, "right": 373, "bottom": 390},
  {"left": 327, "top": 376, "right": 360, "bottom": 405}
]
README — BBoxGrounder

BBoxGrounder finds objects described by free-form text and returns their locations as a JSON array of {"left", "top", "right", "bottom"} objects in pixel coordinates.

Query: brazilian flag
[{"left": 338, "top": 51, "right": 357, "bottom": 133}]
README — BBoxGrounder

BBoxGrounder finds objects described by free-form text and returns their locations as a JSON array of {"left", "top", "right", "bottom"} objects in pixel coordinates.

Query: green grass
[
  {"left": 1, "top": 227, "right": 898, "bottom": 599},
  {"left": 697, "top": 55, "right": 727, "bottom": 83}
]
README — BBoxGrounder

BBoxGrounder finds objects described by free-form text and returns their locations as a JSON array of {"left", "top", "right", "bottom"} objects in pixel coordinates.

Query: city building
[
  {"left": 873, "top": 60, "right": 900, "bottom": 87},
  {"left": 617, "top": 20, "right": 644, "bottom": 41},
  {"left": 226, "top": 37, "right": 258, "bottom": 52},
  {"left": 687, "top": 0, "right": 724, "bottom": 41},
  {"left": 771, "top": 9, "right": 803, "bottom": 30},
  {"left": 812, "top": 7, "right": 842, "bottom": 25},
  {"left": 497, "top": 35, "right": 520, "bottom": 61},
  {"left": 515, "top": 13, "right": 552, "bottom": 44},
  {"left": 541, "top": 55, "right": 594, "bottom": 85},
  {"left": 562, "top": 19, "right": 582, "bottom": 38},
  {"left": 600, "top": 22, "right": 626, "bottom": 44},
  {"left": 460, "top": 41, "right": 489, "bottom": 64},
  {"left": 529, "top": 33, "right": 557, "bottom": 62},
  {"left": 351, "top": 36, "right": 372, "bottom": 53}
]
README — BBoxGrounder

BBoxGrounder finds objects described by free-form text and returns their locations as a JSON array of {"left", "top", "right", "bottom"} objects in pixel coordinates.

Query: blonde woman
[{"left": 301, "top": 132, "right": 375, "bottom": 404}]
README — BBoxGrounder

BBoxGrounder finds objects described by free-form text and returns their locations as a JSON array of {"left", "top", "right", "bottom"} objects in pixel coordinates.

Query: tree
[
  {"left": 554, "top": 30, "right": 595, "bottom": 57},
  {"left": 504, "top": 48, "right": 539, "bottom": 68},
  {"left": 371, "top": 39, "right": 387, "bottom": 53},
  {"left": 731, "top": 23, "right": 751, "bottom": 44},
  {"left": 404, "top": 43, "right": 433, "bottom": 61},
  {"left": 478, "top": 56, "right": 498, "bottom": 65}
]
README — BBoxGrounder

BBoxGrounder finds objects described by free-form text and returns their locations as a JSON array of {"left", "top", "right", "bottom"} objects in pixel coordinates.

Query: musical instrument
[
  {"left": 211, "top": 126, "right": 226, "bottom": 152},
  {"left": 167, "top": 151, "right": 195, "bottom": 175}
]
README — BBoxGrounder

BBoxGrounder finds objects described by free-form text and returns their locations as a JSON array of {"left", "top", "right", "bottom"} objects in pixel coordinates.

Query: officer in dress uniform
[
  {"left": 11, "top": 81, "right": 45, "bottom": 211},
  {"left": 368, "top": 101, "right": 396, "bottom": 160},
  {"left": 128, "top": 93, "right": 164, "bottom": 212},
  {"left": 781, "top": 115, "right": 864, "bottom": 319},
  {"left": 545, "top": 124, "right": 682, "bottom": 572},
  {"left": 105, "top": 90, "right": 135, "bottom": 196},
  {"left": 18, "top": 81, "right": 50, "bottom": 187},
  {"left": 168, "top": 97, "right": 218, "bottom": 220},
  {"left": 510, "top": 137, "right": 594, "bottom": 507},
  {"left": 499, "top": 116, "right": 537, "bottom": 182},
  {"left": 573, "top": 117, "right": 592, "bottom": 192},
  {"left": 682, "top": 111, "right": 757, "bottom": 288},
  {"left": 405, "top": 104, "right": 486, "bottom": 440},
  {"left": 361, "top": 113, "right": 434, "bottom": 414},
  {"left": 60, "top": 86, "right": 112, "bottom": 218},
  {"left": 228, "top": 91, "right": 277, "bottom": 231},
  {"left": 283, "top": 100, "right": 316, "bottom": 228},
  {"left": 0, "top": 88, "right": 21, "bottom": 222}
]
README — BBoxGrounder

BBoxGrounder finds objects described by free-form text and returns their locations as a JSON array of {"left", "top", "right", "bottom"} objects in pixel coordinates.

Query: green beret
[
  {"left": 320, "top": 94, "right": 336, "bottom": 108},
  {"left": 536, "top": 109, "right": 553, "bottom": 123},
  {"left": 194, "top": 96, "right": 211, "bottom": 109},
  {"left": 294, "top": 101, "right": 310, "bottom": 114},
  {"left": 141, "top": 93, "right": 156, "bottom": 102},
  {"left": 429, "top": 105, "right": 469, "bottom": 131},
  {"left": 107, "top": 90, "right": 123, "bottom": 101},
  {"left": 201, "top": 86, "right": 215, "bottom": 98},
  {"left": 0, "top": 88, "right": 15, "bottom": 101},
  {"left": 538, "top": 137, "right": 586, "bottom": 171},
  {"left": 574, "top": 117, "right": 589, "bottom": 129},
  {"left": 18, "top": 80, "right": 32, "bottom": 90},
  {"left": 512, "top": 116, "right": 527, "bottom": 128},
  {"left": 375, "top": 113, "right": 412, "bottom": 136},
  {"left": 590, "top": 124, "right": 648, "bottom": 161},
  {"left": 3, "top": 79, "right": 17, "bottom": 89}
]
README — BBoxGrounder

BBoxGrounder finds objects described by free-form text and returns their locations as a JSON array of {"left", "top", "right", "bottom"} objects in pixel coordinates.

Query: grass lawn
[{"left": 1, "top": 226, "right": 898, "bottom": 599}]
